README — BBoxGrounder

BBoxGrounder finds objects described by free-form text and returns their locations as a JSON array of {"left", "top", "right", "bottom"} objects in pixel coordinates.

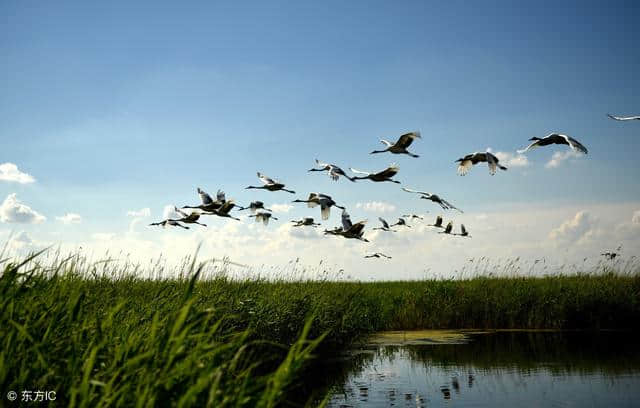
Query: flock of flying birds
[{"left": 149, "top": 113, "right": 637, "bottom": 260}]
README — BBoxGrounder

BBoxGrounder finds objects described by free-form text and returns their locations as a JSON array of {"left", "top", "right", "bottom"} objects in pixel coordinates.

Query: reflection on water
[{"left": 327, "top": 331, "right": 640, "bottom": 407}]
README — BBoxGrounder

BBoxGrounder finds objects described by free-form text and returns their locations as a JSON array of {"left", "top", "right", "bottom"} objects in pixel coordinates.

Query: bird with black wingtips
[
  {"left": 292, "top": 193, "right": 345, "bottom": 220},
  {"left": 291, "top": 217, "right": 321, "bottom": 227},
  {"left": 364, "top": 252, "right": 392, "bottom": 259},
  {"left": 402, "top": 187, "right": 463, "bottom": 213},
  {"left": 391, "top": 217, "right": 411, "bottom": 228},
  {"left": 205, "top": 200, "right": 241, "bottom": 221},
  {"left": 370, "top": 131, "right": 421, "bottom": 158},
  {"left": 182, "top": 187, "right": 225, "bottom": 212},
  {"left": 238, "top": 201, "right": 272, "bottom": 214},
  {"left": 439, "top": 221, "right": 453, "bottom": 235},
  {"left": 372, "top": 217, "right": 395, "bottom": 232},
  {"left": 350, "top": 164, "right": 401, "bottom": 183},
  {"left": 324, "top": 209, "right": 369, "bottom": 242},
  {"left": 170, "top": 206, "right": 207, "bottom": 227},
  {"left": 403, "top": 214, "right": 424, "bottom": 220},
  {"left": 149, "top": 219, "right": 189, "bottom": 229},
  {"left": 249, "top": 211, "right": 278, "bottom": 226},
  {"left": 246, "top": 172, "right": 295, "bottom": 194},
  {"left": 308, "top": 159, "right": 356, "bottom": 182},
  {"left": 455, "top": 224, "right": 471, "bottom": 238},
  {"left": 428, "top": 215, "right": 445, "bottom": 228},
  {"left": 455, "top": 152, "right": 507, "bottom": 176},
  {"left": 517, "top": 133, "right": 588, "bottom": 155}
]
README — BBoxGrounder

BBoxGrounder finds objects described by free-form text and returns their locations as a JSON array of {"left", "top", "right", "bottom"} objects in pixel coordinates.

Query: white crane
[
  {"left": 455, "top": 152, "right": 507, "bottom": 176},
  {"left": 372, "top": 217, "right": 396, "bottom": 232},
  {"left": 364, "top": 253, "right": 392, "bottom": 259},
  {"left": 246, "top": 172, "right": 295, "bottom": 194},
  {"left": 205, "top": 200, "right": 241, "bottom": 221},
  {"left": 183, "top": 188, "right": 226, "bottom": 212},
  {"left": 292, "top": 193, "right": 345, "bottom": 220},
  {"left": 149, "top": 219, "right": 189, "bottom": 229},
  {"left": 170, "top": 206, "right": 207, "bottom": 227},
  {"left": 517, "top": 133, "right": 588, "bottom": 154},
  {"left": 238, "top": 201, "right": 272, "bottom": 213},
  {"left": 291, "top": 217, "right": 321, "bottom": 227},
  {"left": 402, "top": 187, "right": 463, "bottom": 213},
  {"left": 324, "top": 209, "right": 369, "bottom": 242},
  {"left": 350, "top": 164, "right": 401, "bottom": 183},
  {"left": 403, "top": 214, "right": 424, "bottom": 220},
  {"left": 249, "top": 211, "right": 278, "bottom": 226},
  {"left": 370, "top": 131, "right": 421, "bottom": 158},
  {"left": 308, "top": 159, "right": 355, "bottom": 182},
  {"left": 607, "top": 114, "right": 640, "bottom": 121}
]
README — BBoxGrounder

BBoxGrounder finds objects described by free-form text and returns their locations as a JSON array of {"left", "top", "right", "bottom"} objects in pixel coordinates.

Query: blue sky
[{"left": 1, "top": 1, "right": 639, "bottom": 278}]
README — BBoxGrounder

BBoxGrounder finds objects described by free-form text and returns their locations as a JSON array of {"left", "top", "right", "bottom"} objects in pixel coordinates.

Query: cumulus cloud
[
  {"left": 356, "top": 201, "right": 396, "bottom": 213},
  {"left": 56, "top": 213, "right": 82, "bottom": 224},
  {"left": 271, "top": 203, "right": 293, "bottom": 213},
  {"left": 0, "top": 193, "right": 46, "bottom": 224},
  {"left": 0, "top": 163, "right": 35, "bottom": 184},
  {"left": 127, "top": 208, "right": 151, "bottom": 217},
  {"left": 545, "top": 150, "right": 582, "bottom": 169},
  {"left": 493, "top": 151, "right": 529, "bottom": 168},
  {"left": 549, "top": 211, "right": 595, "bottom": 244}
]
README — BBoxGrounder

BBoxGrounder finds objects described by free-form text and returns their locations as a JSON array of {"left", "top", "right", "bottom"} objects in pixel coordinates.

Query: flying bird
[
  {"left": 428, "top": 215, "right": 444, "bottom": 228},
  {"left": 170, "top": 206, "right": 207, "bottom": 227},
  {"left": 517, "top": 133, "right": 588, "bottom": 155},
  {"left": 607, "top": 114, "right": 640, "bottom": 121},
  {"left": 403, "top": 214, "right": 424, "bottom": 220},
  {"left": 370, "top": 131, "right": 421, "bottom": 158},
  {"left": 402, "top": 187, "right": 463, "bottom": 213},
  {"left": 183, "top": 188, "right": 226, "bottom": 212},
  {"left": 292, "top": 193, "right": 345, "bottom": 220},
  {"left": 350, "top": 164, "right": 401, "bottom": 183},
  {"left": 391, "top": 218, "right": 411, "bottom": 228},
  {"left": 205, "top": 200, "right": 241, "bottom": 221},
  {"left": 246, "top": 172, "right": 295, "bottom": 194},
  {"left": 291, "top": 217, "right": 321, "bottom": 227},
  {"left": 324, "top": 209, "right": 369, "bottom": 242},
  {"left": 249, "top": 212, "right": 278, "bottom": 226},
  {"left": 372, "top": 217, "right": 395, "bottom": 232},
  {"left": 455, "top": 152, "right": 507, "bottom": 176},
  {"left": 439, "top": 221, "right": 453, "bottom": 234},
  {"left": 455, "top": 224, "right": 471, "bottom": 237},
  {"left": 308, "top": 159, "right": 356, "bottom": 182},
  {"left": 149, "top": 219, "right": 189, "bottom": 229},
  {"left": 238, "top": 201, "right": 272, "bottom": 213},
  {"left": 364, "top": 253, "right": 392, "bottom": 259}
]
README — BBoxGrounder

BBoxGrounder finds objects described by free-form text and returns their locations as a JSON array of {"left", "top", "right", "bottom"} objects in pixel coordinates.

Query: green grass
[{"left": 1, "top": 250, "right": 639, "bottom": 406}]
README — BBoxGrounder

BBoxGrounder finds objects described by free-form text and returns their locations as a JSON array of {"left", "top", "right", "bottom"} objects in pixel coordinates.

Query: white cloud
[
  {"left": 56, "top": 213, "right": 82, "bottom": 224},
  {"left": 127, "top": 208, "right": 151, "bottom": 217},
  {"left": 271, "top": 203, "right": 293, "bottom": 213},
  {"left": 632, "top": 210, "right": 640, "bottom": 225},
  {"left": 10, "top": 231, "right": 33, "bottom": 248},
  {"left": 356, "top": 201, "right": 396, "bottom": 213},
  {"left": 549, "top": 211, "right": 595, "bottom": 244},
  {"left": 92, "top": 232, "right": 116, "bottom": 241},
  {"left": 0, "top": 163, "right": 35, "bottom": 184},
  {"left": 493, "top": 151, "right": 529, "bottom": 168},
  {"left": 545, "top": 150, "right": 582, "bottom": 169},
  {"left": 0, "top": 193, "right": 46, "bottom": 224}
]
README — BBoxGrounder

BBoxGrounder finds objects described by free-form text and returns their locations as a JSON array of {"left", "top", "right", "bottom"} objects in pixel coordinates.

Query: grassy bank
[{"left": 1, "top": 252, "right": 639, "bottom": 406}]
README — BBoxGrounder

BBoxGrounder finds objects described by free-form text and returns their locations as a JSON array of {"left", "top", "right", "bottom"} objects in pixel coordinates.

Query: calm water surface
[{"left": 327, "top": 331, "right": 640, "bottom": 407}]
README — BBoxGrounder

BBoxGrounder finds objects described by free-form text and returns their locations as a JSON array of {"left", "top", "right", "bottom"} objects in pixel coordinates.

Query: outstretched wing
[
  {"left": 461, "top": 224, "right": 467, "bottom": 235},
  {"left": 216, "top": 190, "right": 226, "bottom": 202},
  {"left": 349, "top": 167, "right": 371, "bottom": 176},
  {"left": 486, "top": 153, "right": 498, "bottom": 175},
  {"left": 395, "top": 131, "right": 421, "bottom": 148},
  {"left": 341, "top": 209, "right": 353, "bottom": 230},
  {"left": 315, "top": 158, "right": 329, "bottom": 168},
  {"left": 198, "top": 188, "right": 214, "bottom": 205},
  {"left": 175, "top": 206, "right": 189, "bottom": 217},
  {"left": 320, "top": 204, "right": 331, "bottom": 220},
  {"left": 457, "top": 159, "right": 473, "bottom": 176},
  {"left": 608, "top": 114, "right": 640, "bottom": 121},
  {"left": 402, "top": 187, "right": 431, "bottom": 197},
  {"left": 376, "top": 164, "right": 399, "bottom": 178},
  {"left": 517, "top": 140, "right": 540, "bottom": 154},
  {"left": 441, "top": 198, "right": 463, "bottom": 213},
  {"left": 378, "top": 217, "right": 390, "bottom": 229},
  {"left": 257, "top": 172, "right": 277, "bottom": 185},
  {"left": 561, "top": 135, "right": 588, "bottom": 154}
]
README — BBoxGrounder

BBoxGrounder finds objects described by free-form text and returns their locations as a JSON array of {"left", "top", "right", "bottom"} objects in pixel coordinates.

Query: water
[{"left": 326, "top": 331, "right": 640, "bottom": 407}]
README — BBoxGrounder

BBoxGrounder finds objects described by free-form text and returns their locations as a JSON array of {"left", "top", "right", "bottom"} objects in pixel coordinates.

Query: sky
[{"left": 1, "top": 0, "right": 639, "bottom": 279}]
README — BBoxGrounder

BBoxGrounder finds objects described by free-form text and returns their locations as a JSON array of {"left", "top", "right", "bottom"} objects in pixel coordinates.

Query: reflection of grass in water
[{"left": 1, "top": 250, "right": 639, "bottom": 405}]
